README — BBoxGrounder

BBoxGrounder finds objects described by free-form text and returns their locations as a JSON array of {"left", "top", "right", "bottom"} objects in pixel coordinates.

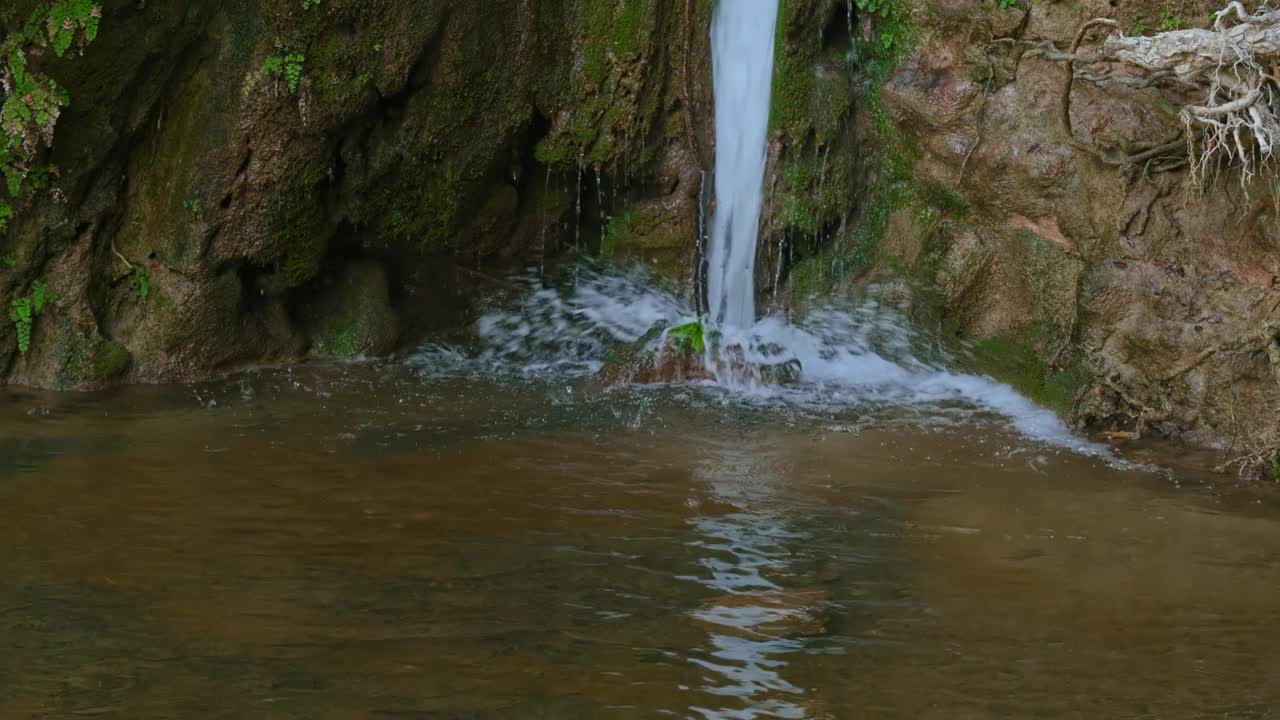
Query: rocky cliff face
[
  {"left": 754, "top": 0, "right": 1278, "bottom": 470},
  {"left": 0, "top": 0, "right": 713, "bottom": 386},
  {"left": 2, "top": 0, "right": 1277, "bottom": 469}
]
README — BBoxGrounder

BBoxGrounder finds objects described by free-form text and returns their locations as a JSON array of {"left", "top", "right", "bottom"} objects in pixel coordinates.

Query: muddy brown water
[{"left": 2, "top": 364, "right": 1279, "bottom": 718}]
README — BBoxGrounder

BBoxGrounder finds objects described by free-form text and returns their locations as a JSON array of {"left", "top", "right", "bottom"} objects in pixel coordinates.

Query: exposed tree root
[
  {"left": 1215, "top": 445, "right": 1280, "bottom": 481},
  {"left": 1019, "top": 2, "right": 1280, "bottom": 185}
]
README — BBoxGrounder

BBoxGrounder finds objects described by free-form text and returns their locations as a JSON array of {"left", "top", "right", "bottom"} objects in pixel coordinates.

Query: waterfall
[
  {"left": 707, "top": 0, "right": 780, "bottom": 329},
  {"left": 419, "top": 0, "right": 1112, "bottom": 461}
]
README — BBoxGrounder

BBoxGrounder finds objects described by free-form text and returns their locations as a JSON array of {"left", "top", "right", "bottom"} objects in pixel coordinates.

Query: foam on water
[{"left": 407, "top": 268, "right": 1114, "bottom": 459}]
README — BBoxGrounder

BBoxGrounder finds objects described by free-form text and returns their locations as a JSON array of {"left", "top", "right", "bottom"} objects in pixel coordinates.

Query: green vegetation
[
  {"left": 1130, "top": 15, "right": 1148, "bottom": 35},
  {"left": 769, "top": 0, "right": 808, "bottom": 137},
  {"left": 184, "top": 198, "right": 201, "bottom": 216},
  {"left": 773, "top": 0, "right": 931, "bottom": 304},
  {"left": 1160, "top": 7, "right": 1185, "bottom": 30},
  {"left": 533, "top": 0, "right": 663, "bottom": 168},
  {"left": 667, "top": 319, "right": 706, "bottom": 353},
  {"left": 132, "top": 266, "right": 150, "bottom": 303},
  {"left": 2, "top": 251, "right": 14, "bottom": 267},
  {"left": 321, "top": 319, "right": 359, "bottom": 358},
  {"left": 855, "top": 0, "right": 910, "bottom": 50},
  {"left": 91, "top": 340, "right": 131, "bottom": 382},
  {"left": 812, "top": 19, "right": 921, "bottom": 278},
  {"left": 969, "top": 326, "right": 1090, "bottom": 414},
  {"left": 283, "top": 53, "right": 305, "bottom": 93},
  {"left": 9, "top": 280, "right": 55, "bottom": 354},
  {"left": 302, "top": 0, "right": 321, "bottom": 9},
  {"left": 0, "top": 1, "right": 101, "bottom": 241},
  {"left": 245, "top": 52, "right": 306, "bottom": 96}
]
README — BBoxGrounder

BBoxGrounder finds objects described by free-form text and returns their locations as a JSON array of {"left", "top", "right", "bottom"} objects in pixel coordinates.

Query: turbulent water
[
  {"left": 707, "top": 0, "right": 779, "bottom": 328},
  {"left": 411, "top": 267, "right": 1111, "bottom": 460}
]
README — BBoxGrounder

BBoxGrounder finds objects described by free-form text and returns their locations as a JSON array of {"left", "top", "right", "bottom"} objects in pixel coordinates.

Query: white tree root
[{"left": 1027, "top": 2, "right": 1280, "bottom": 189}]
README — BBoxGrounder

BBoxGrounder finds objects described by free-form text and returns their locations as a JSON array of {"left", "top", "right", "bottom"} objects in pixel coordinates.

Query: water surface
[{"left": 2, "top": 364, "right": 1278, "bottom": 718}]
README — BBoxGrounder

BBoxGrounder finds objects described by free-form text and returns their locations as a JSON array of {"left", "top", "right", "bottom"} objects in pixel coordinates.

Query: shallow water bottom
[{"left": 2, "top": 364, "right": 1279, "bottom": 718}]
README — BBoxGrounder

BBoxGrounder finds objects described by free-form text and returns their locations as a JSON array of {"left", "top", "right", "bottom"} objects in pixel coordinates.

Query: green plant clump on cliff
[
  {"left": 667, "top": 319, "right": 706, "bottom": 354},
  {"left": 782, "top": 0, "right": 922, "bottom": 296},
  {"left": 9, "top": 279, "right": 55, "bottom": 353},
  {"left": 0, "top": 1, "right": 101, "bottom": 242}
]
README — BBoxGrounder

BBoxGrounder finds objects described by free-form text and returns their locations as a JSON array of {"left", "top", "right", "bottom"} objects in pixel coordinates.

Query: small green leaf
[
  {"left": 54, "top": 28, "right": 73, "bottom": 56},
  {"left": 133, "top": 266, "right": 150, "bottom": 303}
]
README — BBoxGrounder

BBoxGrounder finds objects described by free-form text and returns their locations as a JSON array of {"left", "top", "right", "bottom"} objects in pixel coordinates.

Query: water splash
[
  {"left": 707, "top": 0, "right": 780, "bottom": 328},
  {"left": 407, "top": 267, "right": 1114, "bottom": 459}
]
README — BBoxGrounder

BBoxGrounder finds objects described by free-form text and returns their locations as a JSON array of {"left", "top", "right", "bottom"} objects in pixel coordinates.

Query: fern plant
[
  {"left": 0, "top": 1, "right": 101, "bottom": 240},
  {"left": 284, "top": 53, "right": 305, "bottom": 93},
  {"left": 856, "top": 0, "right": 908, "bottom": 50},
  {"left": 9, "top": 280, "right": 54, "bottom": 353},
  {"left": 10, "top": 297, "right": 32, "bottom": 352}
]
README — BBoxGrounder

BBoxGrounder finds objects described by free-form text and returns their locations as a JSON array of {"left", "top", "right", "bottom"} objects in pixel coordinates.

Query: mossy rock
[
  {"left": 599, "top": 206, "right": 690, "bottom": 280},
  {"left": 305, "top": 261, "right": 400, "bottom": 359},
  {"left": 967, "top": 325, "right": 1091, "bottom": 416},
  {"left": 91, "top": 341, "right": 133, "bottom": 383}
]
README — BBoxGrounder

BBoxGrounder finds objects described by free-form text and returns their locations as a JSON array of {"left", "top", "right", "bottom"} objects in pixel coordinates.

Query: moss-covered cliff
[{"left": 0, "top": 0, "right": 713, "bottom": 386}]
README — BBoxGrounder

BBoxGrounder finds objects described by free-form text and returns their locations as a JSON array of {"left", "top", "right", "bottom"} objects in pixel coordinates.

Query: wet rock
[
  {"left": 598, "top": 328, "right": 804, "bottom": 387},
  {"left": 300, "top": 262, "right": 400, "bottom": 359},
  {"left": 1, "top": 0, "right": 714, "bottom": 387},
  {"left": 598, "top": 326, "right": 715, "bottom": 385},
  {"left": 716, "top": 344, "right": 803, "bottom": 386}
]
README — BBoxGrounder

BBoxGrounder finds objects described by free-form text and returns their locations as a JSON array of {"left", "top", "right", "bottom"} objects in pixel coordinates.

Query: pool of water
[{"left": 2, "top": 363, "right": 1279, "bottom": 718}]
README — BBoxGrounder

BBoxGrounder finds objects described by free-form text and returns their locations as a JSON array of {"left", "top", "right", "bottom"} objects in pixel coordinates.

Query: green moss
[
  {"left": 533, "top": 0, "right": 667, "bottom": 171},
  {"left": 785, "top": 254, "right": 832, "bottom": 301},
  {"left": 91, "top": 340, "right": 132, "bottom": 383},
  {"left": 969, "top": 326, "right": 1091, "bottom": 415},
  {"left": 600, "top": 212, "right": 632, "bottom": 258},
  {"left": 769, "top": 0, "right": 811, "bottom": 139},
  {"left": 916, "top": 180, "right": 970, "bottom": 217},
  {"left": 598, "top": 206, "right": 686, "bottom": 279},
  {"left": 53, "top": 331, "right": 91, "bottom": 390},
  {"left": 319, "top": 319, "right": 359, "bottom": 359},
  {"left": 274, "top": 188, "right": 326, "bottom": 287}
]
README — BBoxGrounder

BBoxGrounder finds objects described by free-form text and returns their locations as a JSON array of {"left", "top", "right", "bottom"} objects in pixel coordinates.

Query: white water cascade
[
  {"left": 706, "top": 0, "right": 779, "bottom": 328},
  {"left": 408, "top": 2, "right": 1121, "bottom": 464}
]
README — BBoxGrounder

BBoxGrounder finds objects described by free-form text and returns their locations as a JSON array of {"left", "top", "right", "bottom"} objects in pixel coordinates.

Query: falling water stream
[{"left": 707, "top": 0, "right": 779, "bottom": 328}]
